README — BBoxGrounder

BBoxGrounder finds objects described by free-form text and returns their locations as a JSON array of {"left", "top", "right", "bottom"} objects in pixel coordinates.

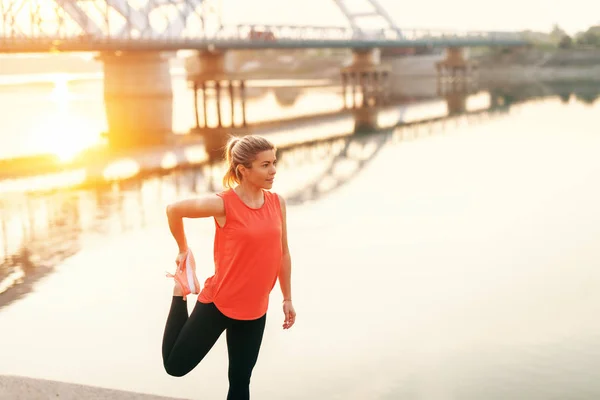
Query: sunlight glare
[
  {"left": 103, "top": 159, "right": 140, "bottom": 181},
  {"left": 161, "top": 152, "right": 178, "bottom": 169},
  {"left": 35, "top": 74, "right": 102, "bottom": 162},
  {"left": 39, "top": 116, "right": 101, "bottom": 163},
  {"left": 184, "top": 145, "right": 209, "bottom": 164},
  {"left": 50, "top": 73, "right": 71, "bottom": 104},
  {"left": 0, "top": 169, "right": 87, "bottom": 194}
]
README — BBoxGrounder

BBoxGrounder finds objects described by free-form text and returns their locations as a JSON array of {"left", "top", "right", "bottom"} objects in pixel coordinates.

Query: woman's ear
[{"left": 237, "top": 164, "right": 247, "bottom": 178}]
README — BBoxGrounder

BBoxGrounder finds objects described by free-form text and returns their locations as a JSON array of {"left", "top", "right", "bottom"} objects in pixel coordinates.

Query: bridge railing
[
  {"left": 212, "top": 25, "right": 523, "bottom": 43},
  {"left": 0, "top": 23, "right": 526, "bottom": 51},
  {"left": 0, "top": 12, "right": 524, "bottom": 40}
]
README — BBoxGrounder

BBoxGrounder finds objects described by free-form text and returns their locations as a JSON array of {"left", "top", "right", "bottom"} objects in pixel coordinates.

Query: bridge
[
  {"left": 0, "top": 1, "right": 527, "bottom": 53},
  {"left": 0, "top": 0, "right": 529, "bottom": 149},
  {"left": 0, "top": 26, "right": 525, "bottom": 53}
]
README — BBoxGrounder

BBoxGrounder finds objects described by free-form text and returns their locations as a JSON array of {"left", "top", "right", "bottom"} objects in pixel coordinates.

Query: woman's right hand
[{"left": 175, "top": 249, "right": 188, "bottom": 270}]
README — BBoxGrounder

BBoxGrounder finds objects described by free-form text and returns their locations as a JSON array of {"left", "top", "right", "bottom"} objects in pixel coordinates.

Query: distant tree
[
  {"left": 558, "top": 35, "right": 573, "bottom": 49},
  {"left": 558, "top": 92, "right": 571, "bottom": 103},
  {"left": 575, "top": 92, "right": 599, "bottom": 104},
  {"left": 550, "top": 24, "right": 568, "bottom": 43},
  {"left": 575, "top": 26, "right": 600, "bottom": 47}
]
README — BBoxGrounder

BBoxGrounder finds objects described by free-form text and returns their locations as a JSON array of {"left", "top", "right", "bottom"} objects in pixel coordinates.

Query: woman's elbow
[{"left": 166, "top": 203, "right": 178, "bottom": 219}]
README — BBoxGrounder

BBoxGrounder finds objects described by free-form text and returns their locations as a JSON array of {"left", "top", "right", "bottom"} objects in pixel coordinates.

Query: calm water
[{"left": 0, "top": 69, "right": 600, "bottom": 400}]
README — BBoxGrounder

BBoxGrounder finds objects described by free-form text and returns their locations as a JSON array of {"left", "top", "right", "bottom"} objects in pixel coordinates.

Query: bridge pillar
[
  {"left": 341, "top": 49, "right": 391, "bottom": 109},
  {"left": 437, "top": 62, "right": 479, "bottom": 112},
  {"left": 189, "top": 80, "right": 247, "bottom": 129},
  {"left": 185, "top": 51, "right": 248, "bottom": 130},
  {"left": 99, "top": 51, "right": 173, "bottom": 148},
  {"left": 353, "top": 107, "right": 381, "bottom": 133},
  {"left": 444, "top": 91, "right": 468, "bottom": 115},
  {"left": 436, "top": 48, "right": 478, "bottom": 88}
]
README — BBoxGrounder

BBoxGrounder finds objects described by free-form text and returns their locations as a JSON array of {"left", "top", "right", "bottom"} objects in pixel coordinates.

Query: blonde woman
[{"left": 162, "top": 135, "right": 296, "bottom": 399}]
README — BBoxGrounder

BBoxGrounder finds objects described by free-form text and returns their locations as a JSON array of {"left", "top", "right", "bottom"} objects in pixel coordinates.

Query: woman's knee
[
  {"left": 228, "top": 369, "right": 252, "bottom": 387},
  {"left": 163, "top": 360, "right": 190, "bottom": 377}
]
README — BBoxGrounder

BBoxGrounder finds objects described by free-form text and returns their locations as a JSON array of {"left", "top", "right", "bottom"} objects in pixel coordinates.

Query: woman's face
[{"left": 241, "top": 149, "right": 277, "bottom": 189}]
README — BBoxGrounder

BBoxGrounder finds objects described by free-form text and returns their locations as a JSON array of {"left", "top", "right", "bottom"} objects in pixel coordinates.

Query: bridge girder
[
  {"left": 333, "top": 0, "right": 402, "bottom": 38},
  {"left": 0, "top": 0, "right": 217, "bottom": 39},
  {"left": 0, "top": 0, "right": 527, "bottom": 49}
]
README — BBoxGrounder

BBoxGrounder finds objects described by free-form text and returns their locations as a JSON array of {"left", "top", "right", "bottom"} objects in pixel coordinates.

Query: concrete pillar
[
  {"left": 353, "top": 108, "right": 380, "bottom": 133},
  {"left": 202, "top": 82, "right": 208, "bottom": 126},
  {"left": 186, "top": 51, "right": 248, "bottom": 132},
  {"left": 446, "top": 47, "right": 466, "bottom": 66},
  {"left": 193, "top": 82, "right": 200, "bottom": 129},
  {"left": 99, "top": 52, "right": 173, "bottom": 148},
  {"left": 239, "top": 81, "right": 247, "bottom": 127},
  {"left": 191, "top": 79, "right": 247, "bottom": 129},
  {"left": 341, "top": 73, "right": 349, "bottom": 108},
  {"left": 185, "top": 50, "right": 233, "bottom": 83},
  {"left": 351, "top": 48, "right": 381, "bottom": 68},
  {"left": 436, "top": 47, "right": 478, "bottom": 86},
  {"left": 445, "top": 91, "right": 467, "bottom": 115},
  {"left": 341, "top": 48, "right": 390, "bottom": 110}
]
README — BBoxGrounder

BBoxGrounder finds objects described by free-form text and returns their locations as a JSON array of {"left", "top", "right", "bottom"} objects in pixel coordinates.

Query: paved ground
[{"left": 0, "top": 375, "right": 186, "bottom": 400}]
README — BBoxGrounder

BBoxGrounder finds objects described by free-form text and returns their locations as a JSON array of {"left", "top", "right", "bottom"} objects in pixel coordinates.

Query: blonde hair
[{"left": 222, "top": 135, "right": 276, "bottom": 188}]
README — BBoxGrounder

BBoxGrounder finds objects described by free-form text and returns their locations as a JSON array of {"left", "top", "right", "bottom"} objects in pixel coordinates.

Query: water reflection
[
  {"left": 0, "top": 192, "right": 81, "bottom": 306},
  {"left": 1, "top": 80, "right": 599, "bottom": 307},
  {"left": 487, "top": 80, "right": 600, "bottom": 107},
  {"left": 278, "top": 131, "right": 390, "bottom": 205},
  {"left": 0, "top": 119, "right": 497, "bottom": 307}
]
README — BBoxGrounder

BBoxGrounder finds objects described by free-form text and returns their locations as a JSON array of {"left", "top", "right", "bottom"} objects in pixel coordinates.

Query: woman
[{"left": 162, "top": 135, "right": 296, "bottom": 400}]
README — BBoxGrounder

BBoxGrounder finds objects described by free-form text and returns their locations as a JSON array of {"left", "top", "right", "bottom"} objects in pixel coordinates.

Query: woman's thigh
[
  {"left": 164, "top": 302, "right": 230, "bottom": 377},
  {"left": 225, "top": 314, "right": 267, "bottom": 381}
]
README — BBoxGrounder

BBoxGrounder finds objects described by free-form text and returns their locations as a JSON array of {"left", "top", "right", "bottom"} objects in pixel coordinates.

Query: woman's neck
[{"left": 234, "top": 182, "right": 264, "bottom": 206}]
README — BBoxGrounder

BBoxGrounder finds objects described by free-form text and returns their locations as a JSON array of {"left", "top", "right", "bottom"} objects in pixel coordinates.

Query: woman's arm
[
  {"left": 278, "top": 194, "right": 296, "bottom": 329},
  {"left": 166, "top": 195, "right": 225, "bottom": 253},
  {"left": 278, "top": 194, "right": 292, "bottom": 300}
]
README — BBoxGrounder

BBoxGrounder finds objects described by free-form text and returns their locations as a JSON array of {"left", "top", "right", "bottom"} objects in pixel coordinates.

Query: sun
[
  {"left": 39, "top": 114, "right": 102, "bottom": 163},
  {"left": 41, "top": 74, "right": 102, "bottom": 162},
  {"left": 50, "top": 73, "right": 70, "bottom": 103}
]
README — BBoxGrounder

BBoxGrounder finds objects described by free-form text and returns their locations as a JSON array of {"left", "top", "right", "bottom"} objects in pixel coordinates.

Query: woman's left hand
[{"left": 282, "top": 300, "right": 296, "bottom": 330}]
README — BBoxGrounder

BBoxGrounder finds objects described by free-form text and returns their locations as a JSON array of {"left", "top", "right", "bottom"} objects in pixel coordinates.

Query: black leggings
[{"left": 162, "top": 298, "right": 266, "bottom": 400}]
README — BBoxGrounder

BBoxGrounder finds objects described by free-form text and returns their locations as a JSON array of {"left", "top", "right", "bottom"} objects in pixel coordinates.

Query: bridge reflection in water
[{"left": 0, "top": 84, "right": 536, "bottom": 307}]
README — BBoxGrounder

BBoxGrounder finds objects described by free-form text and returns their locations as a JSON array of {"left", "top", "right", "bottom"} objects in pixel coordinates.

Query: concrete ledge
[{"left": 0, "top": 375, "right": 186, "bottom": 400}]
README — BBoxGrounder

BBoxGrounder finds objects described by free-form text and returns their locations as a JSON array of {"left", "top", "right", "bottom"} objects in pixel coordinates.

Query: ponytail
[{"left": 222, "top": 136, "right": 241, "bottom": 189}]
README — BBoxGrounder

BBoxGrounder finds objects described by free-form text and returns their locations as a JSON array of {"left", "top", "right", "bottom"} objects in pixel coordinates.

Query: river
[{"left": 0, "top": 69, "right": 599, "bottom": 399}]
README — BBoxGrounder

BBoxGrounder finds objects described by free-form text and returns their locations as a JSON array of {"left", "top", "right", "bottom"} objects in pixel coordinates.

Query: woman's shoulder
[
  {"left": 216, "top": 188, "right": 235, "bottom": 199},
  {"left": 265, "top": 189, "right": 282, "bottom": 201},
  {"left": 265, "top": 190, "right": 285, "bottom": 210}
]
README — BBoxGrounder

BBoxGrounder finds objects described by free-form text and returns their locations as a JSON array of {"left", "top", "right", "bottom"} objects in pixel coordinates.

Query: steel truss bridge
[{"left": 0, "top": 0, "right": 528, "bottom": 53}]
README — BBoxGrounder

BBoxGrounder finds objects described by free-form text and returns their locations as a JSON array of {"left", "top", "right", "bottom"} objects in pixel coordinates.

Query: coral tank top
[{"left": 198, "top": 188, "right": 283, "bottom": 320}]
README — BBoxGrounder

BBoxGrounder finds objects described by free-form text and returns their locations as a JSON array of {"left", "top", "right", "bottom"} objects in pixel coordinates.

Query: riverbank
[
  {"left": 0, "top": 376, "right": 184, "bottom": 400},
  {"left": 475, "top": 48, "right": 600, "bottom": 84}
]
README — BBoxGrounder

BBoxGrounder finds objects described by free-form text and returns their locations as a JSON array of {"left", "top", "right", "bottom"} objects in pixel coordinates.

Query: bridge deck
[
  {"left": 0, "top": 26, "right": 528, "bottom": 54},
  {"left": 0, "top": 38, "right": 527, "bottom": 53}
]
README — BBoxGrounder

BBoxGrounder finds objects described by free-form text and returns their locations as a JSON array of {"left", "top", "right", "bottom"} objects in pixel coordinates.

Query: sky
[{"left": 220, "top": 0, "right": 600, "bottom": 35}]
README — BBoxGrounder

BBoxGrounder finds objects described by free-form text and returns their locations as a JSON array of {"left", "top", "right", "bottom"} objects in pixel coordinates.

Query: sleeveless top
[{"left": 198, "top": 188, "right": 283, "bottom": 320}]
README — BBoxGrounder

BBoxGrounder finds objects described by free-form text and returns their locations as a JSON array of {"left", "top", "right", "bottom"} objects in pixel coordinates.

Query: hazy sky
[{"left": 221, "top": 0, "right": 600, "bottom": 35}]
